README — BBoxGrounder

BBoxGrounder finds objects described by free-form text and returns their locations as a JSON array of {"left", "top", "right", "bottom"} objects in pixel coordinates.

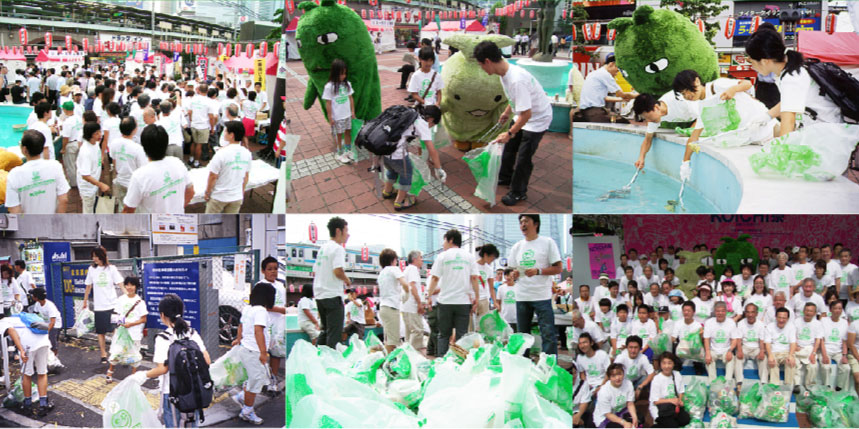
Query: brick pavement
[{"left": 284, "top": 49, "right": 571, "bottom": 214}]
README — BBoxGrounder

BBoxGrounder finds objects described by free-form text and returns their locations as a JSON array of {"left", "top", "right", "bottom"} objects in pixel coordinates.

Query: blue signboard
[
  {"left": 460, "top": 17, "right": 466, "bottom": 29},
  {"left": 43, "top": 242, "right": 70, "bottom": 307},
  {"left": 482, "top": 15, "right": 488, "bottom": 27},
  {"left": 734, "top": 17, "right": 819, "bottom": 37},
  {"left": 143, "top": 262, "right": 200, "bottom": 331},
  {"left": 60, "top": 263, "right": 92, "bottom": 329}
]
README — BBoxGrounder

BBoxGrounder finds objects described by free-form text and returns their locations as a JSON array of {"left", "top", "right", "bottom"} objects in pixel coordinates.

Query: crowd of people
[
  {"left": 570, "top": 241, "right": 859, "bottom": 428},
  {"left": 291, "top": 215, "right": 573, "bottom": 359},
  {"left": 1, "top": 62, "right": 271, "bottom": 214}
]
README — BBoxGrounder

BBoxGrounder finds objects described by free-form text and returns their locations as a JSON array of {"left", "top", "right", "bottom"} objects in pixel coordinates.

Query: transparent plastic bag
[
  {"left": 707, "top": 376, "right": 738, "bottom": 416},
  {"left": 699, "top": 98, "right": 741, "bottom": 137},
  {"left": 74, "top": 308, "right": 95, "bottom": 337},
  {"left": 753, "top": 384, "right": 791, "bottom": 423},
  {"left": 108, "top": 326, "right": 142, "bottom": 366},
  {"left": 505, "top": 333, "right": 535, "bottom": 356},
  {"left": 463, "top": 142, "right": 502, "bottom": 206},
  {"left": 709, "top": 411, "right": 736, "bottom": 428},
  {"left": 407, "top": 153, "right": 432, "bottom": 197},
  {"left": 651, "top": 333, "right": 672, "bottom": 357},
  {"left": 210, "top": 346, "right": 248, "bottom": 389},
  {"left": 455, "top": 332, "right": 485, "bottom": 351},
  {"left": 4, "top": 377, "right": 38, "bottom": 406},
  {"left": 533, "top": 353, "right": 573, "bottom": 414},
  {"left": 478, "top": 310, "right": 513, "bottom": 344},
  {"left": 387, "top": 379, "right": 423, "bottom": 409},
  {"left": 676, "top": 331, "right": 704, "bottom": 361},
  {"left": 683, "top": 377, "right": 708, "bottom": 420},
  {"left": 101, "top": 377, "right": 162, "bottom": 428},
  {"left": 738, "top": 381, "right": 762, "bottom": 419},
  {"left": 749, "top": 123, "right": 859, "bottom": 181}
]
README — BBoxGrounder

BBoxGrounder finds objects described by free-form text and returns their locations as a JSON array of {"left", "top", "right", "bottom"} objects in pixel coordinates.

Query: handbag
[
  {"left": 655, "top": 372, "right": 691, "bottom": 426},
  {"left": 95, "top": 193, "right": 115, "bottom": 214}
]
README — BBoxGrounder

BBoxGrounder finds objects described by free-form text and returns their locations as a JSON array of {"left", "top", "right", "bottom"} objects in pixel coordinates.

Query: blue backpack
[{"left": 15, "top": 313, "right": 49, "bottom": 334}]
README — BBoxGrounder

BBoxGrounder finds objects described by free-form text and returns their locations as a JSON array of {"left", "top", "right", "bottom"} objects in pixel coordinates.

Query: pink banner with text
[{"left": 588, "top": 242, "right": 616, "bottom": 279}]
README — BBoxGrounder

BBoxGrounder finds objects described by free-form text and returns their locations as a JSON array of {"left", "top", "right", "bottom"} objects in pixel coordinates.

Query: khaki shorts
[
  {"left": 112, "top": 182, "right": 128, "bottom": 212},
  {"left": 80, "top": 193, "right": 96, "bottom": 214},
  {"left": 379, "top": 306, "right": 401, "bottom": 347},
  {"left": 205, "top": 198, "right": 242, "bottom": 213},
  {"left": 299, "top": 320, "right": 320, "bottom": 340},
  {"left": 849, "top": 354, "right": 859, "bottom": 373},
  {"left": 166, "top": 145, "right": 183, "bottom": 160},
  {"left": 191, "top": 128, "right": 210, "bottom": 144},
  {"left": 24, "top": 345, "right": 49, "bottom": 376},
  {"left": 237, "top": 345, "right": 268, "bottom": 394}
]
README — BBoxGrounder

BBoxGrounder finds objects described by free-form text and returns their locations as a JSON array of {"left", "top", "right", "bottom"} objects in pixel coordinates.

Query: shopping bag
[
  {"left": 478, "top": 310, "right": 512, "bottom": 344},
  {"left": 463, "top": 142, "right": 502, "bottom": 206},
  {"left": 209, "top": 346, "right": 248, "bottom": 389},
  {"left": 95, "top": 194, "right": 115, "bottom": 214},
  {"left": 738, "top": 381, "right": 762, "bottom": 419},
  {"left": 74, "top": 308, "right": 95, "bottom": 337},
  {"left": 108, "top": 326, "right": 142, "bottom": 366},
  {"left": 749, "top": 123, "right": 859, "bottom": 181},
  {"left": 269, "top": 318, "right": 287, "bottom": 358},
  {"left": 3, "top": 377, "right": 38, "bottom": 407},
  {"left": 707, "top": 376, "right": 738, "bottom": 415},
  {"left": 101, "top": 377, "right": 161, "bottom": 428},
  {"left": 533, "top": 353, "right": 574, "bottom": 414}
]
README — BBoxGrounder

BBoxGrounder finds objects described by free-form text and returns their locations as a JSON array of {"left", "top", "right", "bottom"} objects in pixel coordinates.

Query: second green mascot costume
[{"left": 295, "top": 0, "right": 382, "bottom": 121}]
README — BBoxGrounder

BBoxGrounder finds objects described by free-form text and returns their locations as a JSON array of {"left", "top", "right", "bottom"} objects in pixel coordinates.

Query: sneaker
[
  {"left": 345, "top": 150, "right": 356, "bottom": 162},
  {"left": 239, "top": 409, "right": 264, "bottom": 425},
  {"left": 231, "top": 391, "right": 245, "bottom": 407},
  {"left": 501, "top": 192, "right": 527, "bottom": 206},
  {"left": 336, "top": 153, "right": 350, "bottom": 164},
  {"left": 192, "top": 160, "right": 201, "bottom": 168}
]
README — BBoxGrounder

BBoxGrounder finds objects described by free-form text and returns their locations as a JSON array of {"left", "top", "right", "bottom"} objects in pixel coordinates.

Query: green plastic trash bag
[
  {"left": 269, "top": 316, "right": 287, "bottom": 358},
  {"left": 74, "top": 308, "right": 95, "bottom": 337},
  {"left": 827, "top": 391, "right": 859, "bottom": 427},
  {"left": 521, "top": 387, "right": 574, "bottom": 428},
  {"left": 210, "top": 345, "right": 248, "bottom": 389},
  {"left": 364, "top": 330, "right": 384, "bottom": 351},
  {"left": 478, "top": 310, "right": 512, "bottom": 344},
  {"left": 699, "top": 98, "right": 741, "bottom": 134},
  {"left": 796, "top": 384, "right": 830, "bottom": 414},
  {"left": 651, "top": 333, "right": 672, "bottom": 357},
  {"left": 707, "top": 376, "right": 738, "bottom": 416},
  {"left": 838, "top": 395, "right": 859, "bottom": 427},
  {"left": 754, "top": 384, "right": 791, "bottom": 423},
  {"left": 286, "top": 340, "right": 327, "bottom": 427},
  {"left": 749, "top": 123, "right": 859, "bottom": 181},
  {"left": 3, "top": 377, "right": 37, "bottom": 407},
  {"left": 108, "top": 326, "right": 142, "bottom": 366},
  {"left": 505, "top": 333, "right": 535, "bottom": 356},
  {"left": 534, "top": 353, "right": 574, "bottom": 414},
  {"left": 101, "top": 377, "right": 161, "bottom": 428},
  {"left": 350, "top": 119, "right": 364, "bottom": 146},
  {"left": 431, "top": 122, "right": 451, "bottom": 150},
  {"left": 683, "top": 418, "right": 705, "bottom": 428},
  {"left": 407, "top": 153, "right": 432, "bottom": 196},
  {"left": 462, "top": 142, "right": 503, "bottom": 206},
  {"left": 683, "top": 377, "right": 708, "bottom": 420},
  {"left": 676, "top": 331, "right": 704, "bottom": 361},
  {"left": 738, "top": 382, "right": 763, "bottom": 419},
  {"left": 387, "top": 379, "right": 423, "bottom": 409},
  {"left": 351, "top": 351, "right": 386, "bottom": 387},
  {"left": 709, "top": 411, "right": 736, "bottom": 428},
  {"left": 455, "top": 332, "right": 485, "bottom": 351},
  {"left": 810, "top": 401, "right": 842, "bottom": 428},
  {"left": 382, "top": 347, "right": 413, "bottom": 381},
  {"left": 292, "top": 392, "right": 421, "bottom": 428},
  {"left": 282, "top": 133, "right": 299, "bottom": 183}
]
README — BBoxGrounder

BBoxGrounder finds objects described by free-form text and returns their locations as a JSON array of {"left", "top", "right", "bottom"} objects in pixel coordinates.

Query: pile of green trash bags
[
  {"left": 101, "top": 377, "right": 161, "bottom": 428},
  {"left": 210, "top": 346, "right": 249, "bottom": 389},
  {"left": 676, "top": 331, "right": 704, "bottom": 361},
  {"left": 797, "top": 385, "right": 859, "bottom": 427},
  {"left": 737, "top": 382, "right": 791, "bottom": 423},
  {"left": 707, "top": 377, "right": 738, "bottom": 416},
  {"left": 286, "top": 314, "right": 572, "bottom": 428},
  {"left": 749, "top": 123, "right": 859, "bottom": 182}
]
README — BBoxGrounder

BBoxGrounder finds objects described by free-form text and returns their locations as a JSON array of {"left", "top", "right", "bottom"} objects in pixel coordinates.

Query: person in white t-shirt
[
  {"left": 426, "top": 228, "right": 480, "bottom": 356},
  {"left": 312, "top": 217, "right": 351, "bottom": 348},
  {"left": 296, "top": 286, "right": 320, "bottom": 345},
  {"left": 377, "top": 248, "right": 411, "bottom": 353},
  {"left": 31, "top": 287, "right": 62, "bottom": 357},
  {"left": 838, "top": 249, "right": 859, "bottom": 301},
  {"left": 572, "top": 310, "right": 606, "bottom": 357},
  {"left": 576, "top": 54, "right": 636, "bottom": 122},
  {"left": 631, "top": 91, "right": 697, "bottom": 171},
  {"left": 734, "top": 303, "right": 769, "bottom": 385},
  {"left": 768, "top": 252, "right": 794, "bottom": 298},
  {"left": 820, "top": 300, "right": 850, "bottom": 391},
  {"left": 401, "top": 251, "right": 426, "bottom": 351},
  {"left": 790, "top": 278, "right": 827, "bottom": 316},
  {"left": 6, "top": 130, "right": 70, "bottom": 214},
  {"left": 77, "top": 123, "right": 110, "bottom": 214},
  {"left": 156, "top": 101, "right": 185, "bottom": 160},
  {"left": 575, "top": 284, "right": 596, "bottom": 318},
  {"left": 496, "top": 269, "right": 518, "bottom": 331},
  {"left": 123, "top": 124, "right": 194, "bottom": 213},
  {"left": 648, "top": 352, "right": 690, "bottom": 427},
  {"left": 846, "top": 315, "right": 859, "bottom": 394},
  {"left": 594, "top": 363, "right": 639, "bottom": 428},
  {"left": 470, "top": 245, "right": 500, "bottom": 333},
  {"left": 408, "top": 47, "right": 443, "bottom": 107},
  {"left": 204, "top": 121, "right": 251, "bottom": 213},
  {"left": 508, "top": 215, "right": 562, "bottom": 355},
  {"left": 704, "top": 302, "right": 738, "bottom": 382},
  {"left": 109, "top": 118, "right": 147, "bottom": 213},
  {"left": 27, "top": 102, "right": 56, "bottom": 161},
  {"left": 188, "top": 85, "right": 217, "bottom": 168},
  {"left": 474, "top": 41, "right": 554, "bottom": 206},
  {"left": 610, "top": 304, "right": 633, "bottom": 358},
  {"left": 322, "top": 59, "right": 356, "bottom": 164},
  {"left": 128, "top": 293, "right": 210, "bottom": 427},
  {"left": 82, "top": 247, "right": 123, "bottom": 363},
  {"left": 381, "top": 106, "right": 444, "bottom": 210},
  {"left": 614, "top": 336, "right": 655, "bottom": 396},
  {"left": 765, "top": 307, "right": 797, "bottom": 386},
  {"left": 240, "top": 91, "right": 260, "bottom": 141},
  {"left": 106, "top": 277, "right": 148, "bottom": 382},
  {"left": 576, "top": 332, "right": 610, "bottom": 392},
  {"left": 0, "top": 313, "right": 53, "bottom": 415},
  {"left": 793, "top": 301, "right": 824, "bottom": 388}
]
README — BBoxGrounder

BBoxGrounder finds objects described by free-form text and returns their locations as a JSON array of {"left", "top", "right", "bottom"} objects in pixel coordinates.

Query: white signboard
[
  {"left": 151, "top": 214, "right": 199, "bottom": 245},
  {"left": 277, "top": 34, "right": 289, "bottom": 79},
  {"left": 99, "top": 33, "right": 152, "bottom": 47}
]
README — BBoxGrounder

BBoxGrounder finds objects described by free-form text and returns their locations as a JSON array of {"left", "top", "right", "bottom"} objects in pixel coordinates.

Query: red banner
[
  {"left": 44, "top": 32, "right": 52, "bottom": 48},
  {"left": 19, "top": 28, "right": 27, "bottom": 45}
]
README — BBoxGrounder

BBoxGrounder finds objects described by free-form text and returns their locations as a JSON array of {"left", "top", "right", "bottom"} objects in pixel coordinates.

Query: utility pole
[{"left": 270, "top": 3, "right": 289, "bottom": 137}]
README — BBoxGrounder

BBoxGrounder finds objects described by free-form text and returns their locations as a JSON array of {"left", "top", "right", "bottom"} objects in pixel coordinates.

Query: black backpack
[
  {"left": 804, "top": 58, "right": 859, "bottom": 124},
  {"left": 355, "top": 105, "right": 419, "bottom": 156},
  {"left": 120, "top": 100, "right": 133, "bottom": 118},
  {"left": 163, "top": 330, "right": 213, "bottom": 424}
]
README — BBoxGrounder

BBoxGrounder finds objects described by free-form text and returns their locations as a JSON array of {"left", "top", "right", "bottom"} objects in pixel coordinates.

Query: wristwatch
[{"left": 537, "top": 268, "right": 541, "bottom": 275}]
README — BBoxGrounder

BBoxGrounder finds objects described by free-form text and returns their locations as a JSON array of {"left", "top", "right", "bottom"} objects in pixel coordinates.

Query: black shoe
[
  {"left": 793, "top": 386, "right": 800, "bottom": 394},
  {"left": 404, "top": 96, "right": 415, "bottom": 101},
  {"left": 100, "top": 357, "right": 108, "bottom": 364},
  {"left": 497, "top": 179, "right": 511, "bottom": 186},
  {"left": 501, "top": 192, "right": 527, "bottom": 206}
]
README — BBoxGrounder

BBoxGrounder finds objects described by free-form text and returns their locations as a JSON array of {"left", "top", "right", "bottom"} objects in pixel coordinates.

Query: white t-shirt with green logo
[
  {"left": 76, "top": 140, "right": 103, "bottom": 198},
  {"left": 496, "top": 283, "right": 517, "bottom": 323},
  {"left": 5, "top": 159, "right": 70, "bottom": 214},
  {"left": 704, "top": 318, "right": 736, "bottom": 355},
  {"left": 791, "top": 262, "right": 815, "bottom": 284},
  {"left": 321, "top": 81, "right": 354, "bottom": 121},
  {"left": 576, "top": 349, "right": 610, "bottom": 389},
  {"left": 207, "top": 143, "right": 252, "bottom": 202},
  {"left": 407, "top": 69, "right": 443, "bottom": 106},
  {"left": 85, "top": 264, "right": 122, "bottom": 311},
  {"left": 594, "top": 378, "right": 634, "bottom": 427},
  {"left": 430, "top": 247, "right": 479, "bottom": 306},
  {"left": 345, "top": 300, "right": 364, "bottom": 325},
  {"left": 124, "top": 157, "right": 192, "bottom": 213},
  {"left": 846, "top": 301, "right": 859, "bottom": 322},
  {"left": 668, "top": 303, "right": 683, "bottom": 321},
  {"left": 108, "top": 137, "right": 148, "bottom": 188},
  {"left": 793, "top": 317, "right": 823, "bottom": 349},
  {"left": 614, "top": 350, "right": 652, "bottom": 382},
  {"left": 848, "top": 320, "right": 859, "bottom": 355},
  {"left": 649, "top": 371, "right": 684, "bottom": 420},
  {"left": 508, "top": 236, "right": 561, "bottom": 302},
  {"left": 768, "top": 266, "right": 793, "bottom": 298},
  {"left": 476, "top": 263, "right": 492, "bottom": 301},
  {"left": 734, "top": 319, "right": 766, "bottom": 349},
  {"left": 575, "top": 296, "right": 595, "bottom": 316},
  {"left": 401, "top": 264, "right": 421, "bottom": 314},
  {"left": 746, "top": 294, "right": 772, "bottom": 323},
  {"left": 790, "top": 293, "right": 826, "bottom": 316},
  {"left": 820, "top": 317, "right": 848, "bottom": 356},
  {"left": 312, "top": 241, "right": 346, "bottom": 300},
  {"left": 630, "top": 319, "right": 657, "bottom": 349},
  {"left": 296, "top": 296, "right": 318, "bottom": 325},
  {"left": 766, "top": 322, "right": 796, "bottom": 354},
  {"left": 610, "top": 318, "right": 632, "bottom": 344},
  {"left": 839, "top": 263, "right": 859, "bottom": 299}
]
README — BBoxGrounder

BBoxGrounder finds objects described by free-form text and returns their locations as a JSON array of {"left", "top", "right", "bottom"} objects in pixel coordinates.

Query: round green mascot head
[
  {"left": 607, "top": 5, "right": 719, "bottom": 96},
  {"left": 714, "top": 234, "right": 759, "bottom": 278}
]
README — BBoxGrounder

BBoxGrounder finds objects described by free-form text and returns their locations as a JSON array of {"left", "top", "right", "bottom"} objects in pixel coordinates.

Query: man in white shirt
[
  {"left": 6, "top": 130, "right": 69, "bottom": 214},
  {"left": 766, "top": 292, "right": 795, "bottom": 325},
  {"left": 26, "top": 71, "right": 41, "bottom": 99},
  {"left": 765, "top": 307, "right": 797, "bottom": 386},
  {"left": 426, "top": 228, "right": 479, "bottom": 357},
  {"left": 790, "top": 279, "right": 827, "bottom": 316},
  {"left": 576, "top": 54, "right": 636, "bottom": 123},
  {"left": 820, "top": 300, "right": 850, "bottom": 391},
  {"left": 734, "top": 303, "right": 769, "bottom": 384},
  {"left": 122, "top": 124, "right": 194, "bottom": 213},
  {"left": 312, "top": 217, "right": 351, "bottom": 348},
  {"left": 110, "top": 118, "right": 148, "bottom": 212},
  {"left": 508, "top": 215, "right": 562, "bottom": 355},
  {"left": 631, "top": 91, "right": 698, "bottom": 170},
  {"left": 793, "top": 302, "right": 823, "bottom": 388},
  {"left": 401, "top": 250, "right": 425, "bottom": 352},
  {"left": 27, "top": 103, "right": 56, "bottom": 161},
  {"left": 156, "top": 101, "right": 184, "bottom": 160},
  {"left": 188, "top": 84, "right": 217, "bottom": 168},
  {"left": 839, "top": 249, "right": 859, "bottom": 301},
  {"left": 474, "top": 42, "right": 554, "bottom": 206},
  {"left": 571, "top": 309, "right": 606, "bottom": 355},
  {"left": 822, "top": 245, "right": 843, "bottom": 294},
  {"left": 13, "top": 261, "right": 33, "bottom": 291}
]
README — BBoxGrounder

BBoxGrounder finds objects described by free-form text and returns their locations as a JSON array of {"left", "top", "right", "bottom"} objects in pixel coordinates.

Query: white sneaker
[
  {"left": 239, "top": 409, "right": 264, "bottom": 425},
  {"left": 346, "top": 149, "right": 356, "bottom": 162},
  {"left": 231, "top": 391, "right": 245, "bottom": 406},
  {"left": 337, "top": 152, "right": 350, "bottom": 164}
]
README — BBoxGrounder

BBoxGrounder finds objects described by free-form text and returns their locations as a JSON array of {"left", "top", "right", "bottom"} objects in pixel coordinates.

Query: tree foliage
[{"left": 659, "top": 0, "right": 729, "bottom": 45}]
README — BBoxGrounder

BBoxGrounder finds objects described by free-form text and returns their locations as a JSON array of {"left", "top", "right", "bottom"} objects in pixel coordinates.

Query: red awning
[
  {"left": 798, "top": 31, "right": 859, "bottom": 65},
  {"left": 421, "top": 19, "right": 486, "bottom": 32}
]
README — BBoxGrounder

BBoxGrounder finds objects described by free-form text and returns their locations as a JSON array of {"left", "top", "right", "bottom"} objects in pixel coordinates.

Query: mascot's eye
[
  {"left": 454, "top": 94, "right": 461, "bottom": 100},
  {"left": 716, "top": 259, "right": 727, "bottom": 265},
  {"left": 494, "top": 95, "right": 502, "bottom": 102},
  {"left": 316, "top": 33, "right": 339, "bottom": 45},
  {"left": 743, "top": 258, "right": 754, "bottom": 264},
  {"left": 644, "top": 58, "right": 669, "bottom": 74}
]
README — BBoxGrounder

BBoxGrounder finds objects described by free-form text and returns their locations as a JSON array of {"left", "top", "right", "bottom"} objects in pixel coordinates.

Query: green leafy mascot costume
[
  {"left": 296, "top": 0, "right": 382, "bottom": 121},
  {"left": 607, "top": 5, "right": 719, "bottom": 96},
  {"left": 714, "top": 234, "right": 759, "bottom": 278}
]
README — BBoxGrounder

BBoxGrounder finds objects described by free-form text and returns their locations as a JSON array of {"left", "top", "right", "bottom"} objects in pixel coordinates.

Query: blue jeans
[
  {"left": 162, "top": 394, "right": 201, "bottom": 428},
  {"left": 516, "top": 299, "right": 558, "bottom": 355}
]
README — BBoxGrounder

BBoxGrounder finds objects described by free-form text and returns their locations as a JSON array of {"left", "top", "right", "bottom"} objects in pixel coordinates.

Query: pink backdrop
[
  {"left": 588, "top": 242, "right": 616, "bottom": 279},
  {"left": 622, "top": 215, "right": 859, "bottom": 263}
]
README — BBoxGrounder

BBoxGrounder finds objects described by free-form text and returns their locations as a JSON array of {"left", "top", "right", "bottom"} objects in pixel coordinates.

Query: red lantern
[
  {"left": 399, "top": 260, "right": 406, "bottom": 271},
  {"left": 217, "top": 42, "right": 224, "bottom": 56},
  {"left": 529, "top": 10, "right": 535, "bottom": 18},
  {"left": 225, "top": 43, "right": 231, "bottom": 56},
  {"left": 373, "top": 286, "right": 378, "bottom": 295},
  {"left": 416, "top": 11, "right": 421, "bottom": 20},
  {"left": 259, "top": 41, "right": 267, "bottom": 57},
  {"left": 19, "top": 28, "right": 28, "bottom": 45},
  {"left": 696, "top": 18, "right": 705, "bottom": 33},
  {"left": 289, "top": 284, "right": 294, "bottom": 293},
  {"left": 562, "top": 9, "right": 567, "bottom": 20},
  {"left": 607, "top": 28, "right": 616, "bottom": 41},
  {"left": 186, "top": 44, "right": 191, "bottom": 54},
  {"left": 274, "top": 41, "right": 280, "bottom": 55},
  {"left": 361, "top": 245, "right": 369, "bottom": 262},
  {"left": 571, "top": 24, "right": 576, "bottom": 41},
  {"left": 73, "top": 45, "right": 78, "bottom": 53},
  {"left": 82, "top": 38, "right": 89, "bottom": 52},
  {"left": 27, "top": 45, "right": 33, "bottom": 55},
  {"left": 524, "top": 0, "right": 529, "bottom": 7},
  {"left": 751, "top": 14, "right": 762, "bottom": 33},
  {"left": 566, "top": 257, "right": 572, "bottom": 272},
  {"left": 361, "top": 9, "right": 366, "bottom": 18},
  {"left": 825, "top": 12, "right": 837, "bottom": 35},
  {"left": 44, "top": 32, "right": 52, "bottom": 48},
  {"left": 308, "top": 223, "right": 318, "bottom": 243},
  {"left": 396, "top": 11, "right": 401, "bottom": 21},
  {"left": 204, "top": 46, "right": 209, "bottom": 56},
  {"left": 246, "top": 43, "right": 253, "bottom": 57},
  {"left": 97, "top": 39, "right": 103, "bottom": 53},
  {"left": 583, "top": 22, "right": 592, "bottom": 41},
  {"left": 724, "top": 16, "right": 735, "bottom": 39},
  {"left": 235, "top": 43, "right": 241, "bottom": 57},
  {"left": 520, "top": 10, "right": 524, "bottom": 18},
  {"left": 592, "top": 22, "right": 601, "bottom": 40}
]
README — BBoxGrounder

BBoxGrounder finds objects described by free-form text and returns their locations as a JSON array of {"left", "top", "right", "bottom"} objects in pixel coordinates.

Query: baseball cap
[
  {"left": 605, "top": 53, "right": 616, "bottom": 64},
  {"left": 62, "top": 101, "right": 75, "bottom": 111},
  {"left": 658, "top": 306, "right": 669, "bottom": 313},
  {"left": 669, "top": 289, "right": 684, "bottom": 298}
]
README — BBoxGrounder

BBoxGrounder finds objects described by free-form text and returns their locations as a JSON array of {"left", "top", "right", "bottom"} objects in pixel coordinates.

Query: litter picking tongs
[
  {"left": 481, "top": 122, "right": 507, "bottom": 145},
  {"left": 598, "top": 168, "right": 642, "bottom": 201},
  {"left": 666, "top": 178, "right": 687, "bottom": 212}
]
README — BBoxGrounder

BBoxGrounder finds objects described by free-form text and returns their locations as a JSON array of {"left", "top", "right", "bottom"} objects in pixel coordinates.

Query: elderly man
[
  {"left": 790, "top": 279, "right": 827, "bottom": 316},
  {"left": 575, "top": 54, "right": 636, "bottom": 123},
  {"left": 571, "top": 309, "right": 606, "bottom": 357},
  {"left": 793, "top": 302, "right": 823, "bottom": 388},
  {"left": 766, "top": 307, "right": 797, "bottom": 387},
  {"left": 401, "top": 250, "right": 426, "bottom": 352},
  {"left": 704, "top": 302, "right": 738, "bottom": 382}
]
